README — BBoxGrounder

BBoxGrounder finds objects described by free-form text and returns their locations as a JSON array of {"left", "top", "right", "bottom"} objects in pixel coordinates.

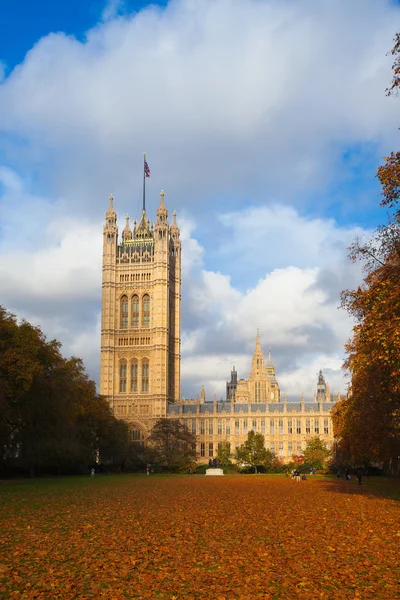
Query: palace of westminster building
[{"left": 100, "top": 191, "right": 341, "bottom": 462}]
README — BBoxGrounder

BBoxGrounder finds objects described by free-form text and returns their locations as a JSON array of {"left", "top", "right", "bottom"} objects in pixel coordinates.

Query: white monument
[{"left": 205, "top": 468, "right": 224, "bottom": 476}]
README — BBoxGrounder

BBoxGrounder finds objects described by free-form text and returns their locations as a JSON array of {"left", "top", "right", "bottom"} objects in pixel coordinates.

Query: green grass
[{"left": 360, "top": 476, "right": 400, "bottom": 502}]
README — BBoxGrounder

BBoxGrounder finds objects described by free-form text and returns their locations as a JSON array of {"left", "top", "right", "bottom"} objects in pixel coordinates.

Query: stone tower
[
  {"left": 314, "top": 369, "right": 330, "bottom": 403},
  {"left": 100, "top": 190, "right": 181, "bottom": 435}
]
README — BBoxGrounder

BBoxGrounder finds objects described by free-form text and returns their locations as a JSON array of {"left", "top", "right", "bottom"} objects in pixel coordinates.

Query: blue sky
[
  {"left": 0, "top": 1, "right": 168, "bottom": 71},
  {"left": 0, "top": 0, "right": 399, "bottom": 399}
]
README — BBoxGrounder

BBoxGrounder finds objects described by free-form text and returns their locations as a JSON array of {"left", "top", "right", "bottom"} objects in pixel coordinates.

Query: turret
[
  {"left": 252, "top": 329, "right": 265, "bottom": 372},
  {"left": 170, "top": 210, "right": 180, "bottom": 243},
  {"left": 104, "top": 194, "right": 118, "bottom": 243},
  {"left": 226, "top": 366, "right": 238, "bottom": 401},
  {"left": 122, "top": 215, "right": 132, "bottom": 242},
  {"left": 315, "top": 369, "right": 330, "bottom": 402},
  {"left": 154, "top": 190, "right": 169, "bottom": 239}
]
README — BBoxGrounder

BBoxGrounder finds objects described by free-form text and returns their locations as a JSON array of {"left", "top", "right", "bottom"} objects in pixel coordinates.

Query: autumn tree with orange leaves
[{"left": 332, "top": 34, "right": 400, "bottom": 472}]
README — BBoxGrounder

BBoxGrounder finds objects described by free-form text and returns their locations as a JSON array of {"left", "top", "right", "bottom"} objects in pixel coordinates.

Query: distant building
[{"left": 100, "top": 192, "right": 341, "bottom": 461}]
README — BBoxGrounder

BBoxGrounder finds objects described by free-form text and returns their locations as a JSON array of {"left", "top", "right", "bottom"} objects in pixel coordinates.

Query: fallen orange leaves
[{"left": 0, "top": 476, "right": 399, "bottom": 598}]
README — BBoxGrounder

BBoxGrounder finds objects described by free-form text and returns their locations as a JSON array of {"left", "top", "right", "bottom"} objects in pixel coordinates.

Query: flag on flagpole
[{"left": 144, "top": 158, "right": 150, "bottom": 178}]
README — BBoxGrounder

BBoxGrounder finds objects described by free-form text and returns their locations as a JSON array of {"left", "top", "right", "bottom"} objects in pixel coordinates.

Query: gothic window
[
  {"left": 130, "top": 429, "right": 143, "bottom": 442},
  {"left": 252, "top": 419, "right": 257, "bottom": 432},
  {"left": 209, "top": 420, "right": 213, "bottom": 435},
  {"left": 257, "top": 359, "right": 261, "bottom": 369},
  {"left": 120, "top": 296, "right": 128, "bottom": 328},
  {"left": 243, "top": 420, "right": 248, "bottom": 434},
  {"left": 132, "top": 295, "right": 139, "bottom": 326},
  {"left": 306, "top": 419, "right": 311, "bottom": 434},
  {"left": 192, "top": 421, "right": 196, "bottom": 435},
  {"left": 200, "top": 443, "right": 205, "bottom": 457},
  {"left": 235, "top": 420, "right": 240, "bottom": 435},
  {"left": 142, "top": 359, "right": 149, "bottom": 392},
  {"left": 324, "top": 418, "right": 329, "bottom": 435},
  {"left": 288, "top": 419, "right": 293, "bottom": 434},
  {"left": 270, "top": 442, "right": 275, "bottom": 455},
  {"left": 119, "top": 360, "right": 127, "bottom": 393},
  {"left": 279, "top": 442, "right": 284, "bottom": 457},
  {"left": 296, "top": 419, "right": 302, "bottom": 434},
  {"left": 297, "top": 442, "right": 302, "bottom": 455},
  {"left": 270, "top": 419, "right": 275, "bottom": 435},
  {"left": 131, "top": 360, "right": 138, "bottom": 392},
  {"left": 218, "top": 420, "right": 222, "bottom": 435},
  {"left": 208, "top": 442, "right": 213, "bottom": 457},
  {"left": 288, "top": 441, "right": 293, "bottom": 456},
  {"left": 279, "top": 419, "right": 284, "bottom": 434},
  {"left": 142, "top": 294, "right": 150, "bottom": 326},
  {"left": 314, "top": 419, "right": 320, "bottom": 434},
  {"left": 261, "top": 419, "right": 265, "bottom": 434},
  {"left": 226, "top": 420, "right": 230, "bottom": 435},
  {"left": 255, "top": 381, "right": 260, "bottom": 402}
]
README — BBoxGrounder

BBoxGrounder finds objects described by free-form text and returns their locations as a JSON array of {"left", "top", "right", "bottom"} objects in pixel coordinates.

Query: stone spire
[
  {"left": 252, "top": 329, "right": 265, "bottom": 372},
  {"left": 106, "top": 193, "right": 116, "bottom": 218},
  {"left": 170, "top": 210, "right": 180, "bottom": 241},
  {"left": 315, "top": 369, "right": 330, "bottom": 402},
  {"left": 122, "top": 214, "right": 132, "bottom": 242},
  {"left": 256, "top": 328, "right": 261, "bottom": 351},
  {"left": 104, "top": 194, "right": 117, "bottom": 238},
  {"left": 156, "top": 190, "right": 168, "bottom": 224}
]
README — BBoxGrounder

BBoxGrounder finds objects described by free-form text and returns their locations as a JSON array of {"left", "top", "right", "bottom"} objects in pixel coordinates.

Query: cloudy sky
[{"left": 0, "top": 0, "right": 399, "bottom": 401}]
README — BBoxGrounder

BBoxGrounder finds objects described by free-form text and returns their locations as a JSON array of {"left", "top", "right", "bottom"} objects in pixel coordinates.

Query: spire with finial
[
  {"left": 104, "top": 193, "right": 117, "bottom": 234},
  {"left": 256, "top": 328, "right": 261, "bottom": 351},
  {"left": 267, "top": 345, "right": 272, "bottom": 364},
  {"left": 106, "top": 193, "right": 116, "bottom": 218},
  {"left": 156, "top": 190, "right": 168, "bottom": 223},
  {"left": 170, "top": 209, "right": 180, "bottom": 241},
  {"left": 252, "top": 328, "right": 265, "bottom": 373},
  {"left": 122, "top": 214, "right": 132, "bottom": 242}
]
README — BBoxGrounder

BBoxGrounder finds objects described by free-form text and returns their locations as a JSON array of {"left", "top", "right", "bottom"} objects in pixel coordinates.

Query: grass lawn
[{"left": 0, "top": 475, "right": 399, "bottom": 599}]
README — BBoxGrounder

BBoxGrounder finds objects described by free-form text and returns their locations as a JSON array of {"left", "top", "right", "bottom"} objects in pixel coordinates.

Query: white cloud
[
  {"left": 0, "top": 0, "right": 393, "bottom": 401},
  {"left": 0, "top": 0, "right": 398, "bottom": 213}
]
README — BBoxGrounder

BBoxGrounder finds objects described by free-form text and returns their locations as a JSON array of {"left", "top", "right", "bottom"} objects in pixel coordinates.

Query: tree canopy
[
  {"left": 147, "top": 418, "right": 198, "bottom": 473},
  {"left": 0, "top": 306, "right": 128, "bottom": 476},
  {"left": 302, "top": 436, "right": 330, "bottom": 470},
  {"left": 332, "top": 34, "right": 400, "bottom": 471},
  {"left": 237, "top": 430, "right": 273, "bottom": 473}
]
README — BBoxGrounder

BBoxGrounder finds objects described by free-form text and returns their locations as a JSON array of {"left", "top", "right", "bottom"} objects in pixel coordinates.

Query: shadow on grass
[{"left": 316, "top": 476, "right": 400, "bottom": 502}]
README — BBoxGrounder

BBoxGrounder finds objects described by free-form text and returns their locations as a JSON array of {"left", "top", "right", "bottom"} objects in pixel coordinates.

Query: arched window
[
  {"left": 142, "top": 359, "right": 149, "bottom": 392},
  {"left": 131, "top": 360, "right": 138, "bottom": 392},
  {"left": 119, "top": 360, "right": 127, "bottom": 393},
  {"left": 142, "top": 294, "right": 150, "bottom": 326},
  {"left": 131, "top": 295, "right": 139, "bottom": 326},
  {"left": 120, "top": 296, "right": 128, "bottom": 328}
]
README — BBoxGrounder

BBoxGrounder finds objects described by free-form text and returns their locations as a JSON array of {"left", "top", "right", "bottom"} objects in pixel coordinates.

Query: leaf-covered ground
[{"left": 0, "top": 475, "right": 399, "bottom": 599}]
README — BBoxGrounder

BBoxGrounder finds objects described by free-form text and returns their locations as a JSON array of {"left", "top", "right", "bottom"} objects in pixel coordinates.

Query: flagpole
[{"left": 142, "top": 152, "right": 146, "bottom": 212}]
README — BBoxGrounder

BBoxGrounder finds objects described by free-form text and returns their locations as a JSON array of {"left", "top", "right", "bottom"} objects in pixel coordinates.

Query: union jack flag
[{"left": 144, "top": 158, "right": 150, "bottom": 178}]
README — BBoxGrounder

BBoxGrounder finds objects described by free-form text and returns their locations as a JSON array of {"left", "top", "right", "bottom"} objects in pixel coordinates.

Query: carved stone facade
[
  {"left": 100, "top": 193, "right": 340, "bottom": 461},
  {"left": 167, "top": 334, "right": 340, "bottom": 461},
  {"left": 100, "top": 192, "right": 181, "bottom": 440}
]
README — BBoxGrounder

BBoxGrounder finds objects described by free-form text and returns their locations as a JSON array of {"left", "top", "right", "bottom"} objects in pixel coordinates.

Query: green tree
[
  {"left": 237, "top": 430, "right": 271, "bottom": 474},
  {"left": 217, "top": 440, "right": 232, "bottom": 468},
  {"left": 303, "top": 436, "right": 330, "bottom": 470},
  {"left": 0, "top": 305, "right": 129, "bottom": 476},
  {"left": 148, "top": 419, "right": 197, "bottom": 473}
]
